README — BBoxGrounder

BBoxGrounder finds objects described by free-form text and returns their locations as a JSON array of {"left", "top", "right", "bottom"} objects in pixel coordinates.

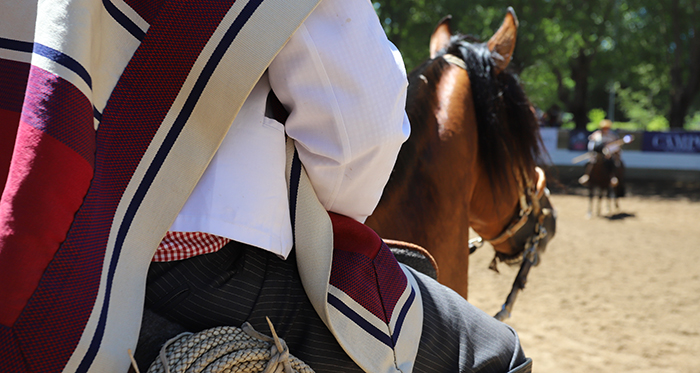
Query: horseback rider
[
  {"left": 579, "top": 119, "right": 622, "bottom": 187},
  {"left": 1, "top": 1, "right": 532, "bottom": 372}
]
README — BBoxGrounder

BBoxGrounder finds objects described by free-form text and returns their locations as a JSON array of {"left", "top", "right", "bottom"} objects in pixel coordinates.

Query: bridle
[{"left": 468, "top": 167, "right": 552, "bottom": 266}]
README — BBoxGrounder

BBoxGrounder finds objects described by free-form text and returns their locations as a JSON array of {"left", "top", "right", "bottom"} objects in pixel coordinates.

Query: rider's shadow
[{"left": 605, "top": 212, "right": 636, "bottom": 220}]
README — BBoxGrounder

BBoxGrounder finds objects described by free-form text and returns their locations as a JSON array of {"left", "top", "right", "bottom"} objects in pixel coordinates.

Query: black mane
[{"left": 401, "top": 34, "right": 545, "bottom": 192}]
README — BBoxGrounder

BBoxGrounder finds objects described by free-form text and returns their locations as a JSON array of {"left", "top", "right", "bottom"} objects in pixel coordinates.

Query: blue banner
[{"left": 642, "top": 132, "right": 700, "bottom": 153}]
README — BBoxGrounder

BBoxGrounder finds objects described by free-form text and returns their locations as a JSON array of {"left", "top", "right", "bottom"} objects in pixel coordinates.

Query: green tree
[
  {"left": 373, "top": 0, "right": 700, "bottom": 130},
  {"left": 373, "top": 0, "right": 446, "bottom": 70},
  {"left": 375, "top": 0, "right": 622, "bottom": 129},
  {"left": 664, "top": 0, "right": 700, "bottom": 129}
]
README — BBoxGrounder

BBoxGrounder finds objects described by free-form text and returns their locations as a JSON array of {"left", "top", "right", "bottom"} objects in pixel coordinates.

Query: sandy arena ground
[{"left": 466, "top": 181, "right": 700, "bottom": 372}]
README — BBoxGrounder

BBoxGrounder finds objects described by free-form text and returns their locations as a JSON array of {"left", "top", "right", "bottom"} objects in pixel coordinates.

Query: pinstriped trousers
[{"left": 135, "top": 241, "right": 532, "bottom": 373}]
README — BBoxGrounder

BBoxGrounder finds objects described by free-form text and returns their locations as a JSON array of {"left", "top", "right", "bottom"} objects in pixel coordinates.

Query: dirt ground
[{"left": 466, "top": 180, "right": 700, "bottom": 373}]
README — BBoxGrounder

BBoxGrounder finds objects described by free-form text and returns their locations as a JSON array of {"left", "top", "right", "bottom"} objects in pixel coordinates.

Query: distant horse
[
  {"left": 583, "top": 137, "right": 629, "bottom": 217},
  {"left": 366, "top": 9, "right": 556, "bottom": 318}
]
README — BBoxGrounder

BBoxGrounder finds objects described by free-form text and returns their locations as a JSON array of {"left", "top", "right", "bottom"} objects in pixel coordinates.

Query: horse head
[{"left": 367, "top": 8, "right": 556, "bottom": 300}]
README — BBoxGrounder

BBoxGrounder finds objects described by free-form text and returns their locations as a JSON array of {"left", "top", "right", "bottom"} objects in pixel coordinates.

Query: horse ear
[
  {"left": 430, "top": 15, "right": 453, "bottom": 58},
  {"left": 487, "top": 7, "right": 518, "bottom": 75}
]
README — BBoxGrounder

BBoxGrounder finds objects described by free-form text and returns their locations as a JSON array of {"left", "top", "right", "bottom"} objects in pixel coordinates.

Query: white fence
[{"left": 540, "top": 128, "right": 700, "bottom": 172}]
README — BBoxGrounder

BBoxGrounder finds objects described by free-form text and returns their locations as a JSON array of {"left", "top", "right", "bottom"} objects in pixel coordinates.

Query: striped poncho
[{"left": 0, "top": 1, "right": 422, "bottom": 372}]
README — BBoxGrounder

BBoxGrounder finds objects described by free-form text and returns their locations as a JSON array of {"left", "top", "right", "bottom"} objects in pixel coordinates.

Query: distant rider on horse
[{"left": 579, "top": 119, "right": 622, "bottom": 187}]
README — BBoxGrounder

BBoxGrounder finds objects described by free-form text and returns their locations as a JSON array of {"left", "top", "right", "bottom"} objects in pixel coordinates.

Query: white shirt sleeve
[{"left": 268, "top": 0, "right": 410, "bottom": 223}]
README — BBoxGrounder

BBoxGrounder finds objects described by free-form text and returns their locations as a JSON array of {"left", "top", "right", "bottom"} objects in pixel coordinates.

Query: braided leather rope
[{"left": 144, "top": 318, "right": 315, "bottom": 373}]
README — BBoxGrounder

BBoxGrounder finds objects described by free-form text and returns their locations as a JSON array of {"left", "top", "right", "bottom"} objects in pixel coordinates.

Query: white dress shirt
[{"left": 168, "top": 0, "right": 410, "bottom": 258}]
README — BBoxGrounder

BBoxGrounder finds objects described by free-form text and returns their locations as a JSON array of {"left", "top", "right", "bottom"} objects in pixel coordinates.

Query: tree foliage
[{"left": 373, "top": 0, "right": 700, "bottom": 130}]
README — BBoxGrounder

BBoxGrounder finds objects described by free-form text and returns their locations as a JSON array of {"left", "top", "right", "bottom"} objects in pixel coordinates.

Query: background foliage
[{"left": 373, "top": 0, "right": 700, "bottom": 131}]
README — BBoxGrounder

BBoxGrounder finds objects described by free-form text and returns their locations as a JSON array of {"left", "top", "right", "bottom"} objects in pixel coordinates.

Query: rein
[{"left": 485, "top": 166, "right": 553, "bottom": 321}]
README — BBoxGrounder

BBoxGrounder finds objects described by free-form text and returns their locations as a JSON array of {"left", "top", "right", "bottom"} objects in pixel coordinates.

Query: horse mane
[{"left": 399, "top": 34, "right": 545, "bottom": 193}]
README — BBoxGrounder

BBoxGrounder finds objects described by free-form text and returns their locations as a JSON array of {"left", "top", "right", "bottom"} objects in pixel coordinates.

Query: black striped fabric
[
  {"left": 137, "top": 241, "right": 531, "bottom": 373},
  {"left": 410, "top": 268, "right": 533, "bottom": 373},
  {"left": 139, "top": 241, "right": 363, "bottom": 372}
]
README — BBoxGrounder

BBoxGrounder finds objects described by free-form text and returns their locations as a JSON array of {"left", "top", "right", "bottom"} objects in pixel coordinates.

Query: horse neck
[
  {"left": 368, "top": 113, "right": 477, "bottom": 251},
  {"left": 367, "top": 113, "right": 477, "bottom": 299},
  {"left": 370, "top": 59, "right": 485, "bottom": 254}
]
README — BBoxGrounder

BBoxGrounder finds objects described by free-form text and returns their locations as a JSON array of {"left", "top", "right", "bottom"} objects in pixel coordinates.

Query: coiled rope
[{"left": 133, "top": 317, "right": 314, "bottom": 373}]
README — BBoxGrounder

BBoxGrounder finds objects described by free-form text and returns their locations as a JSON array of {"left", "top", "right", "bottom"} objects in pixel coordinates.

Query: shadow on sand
[
  {"left": 547, "top": 173, "right": 700, "bottom": 202},
  {"left": 605, "top": 212, "right": 636, "bottom": 221}
]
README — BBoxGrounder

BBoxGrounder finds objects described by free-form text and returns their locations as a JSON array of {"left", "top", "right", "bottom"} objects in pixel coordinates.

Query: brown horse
[
  {"left": 366, "top": 9, "right": 556, "bottom": 316},
  {"left": 584, "top": 138, "right": 629, "bottom": 217}
]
